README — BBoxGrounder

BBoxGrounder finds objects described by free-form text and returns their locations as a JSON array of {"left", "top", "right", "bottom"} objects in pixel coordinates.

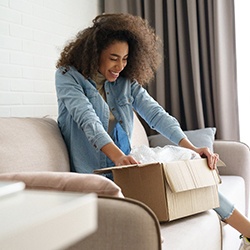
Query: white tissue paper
[{"left": 130, "top": 145, "right": 200, "bottom": 164}]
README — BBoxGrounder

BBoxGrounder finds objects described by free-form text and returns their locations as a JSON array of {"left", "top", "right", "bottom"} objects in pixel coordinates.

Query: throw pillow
[
  {"left": 148, "top": 127, "right": 216, "bottom": 152},
  {"left": 0, "top": 172, "right": 124, "bottom": 198}
]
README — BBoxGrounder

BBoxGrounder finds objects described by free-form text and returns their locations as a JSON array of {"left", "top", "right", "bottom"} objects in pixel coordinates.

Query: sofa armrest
[
  {"left": 214, "top": 140, "right": 250, "bottom": 213},
  {"left": 67, "top": 196, "right": 162, "bottom": 250},
  {"left": 214, "top": 140, "right": 250, "bottom": 177}
]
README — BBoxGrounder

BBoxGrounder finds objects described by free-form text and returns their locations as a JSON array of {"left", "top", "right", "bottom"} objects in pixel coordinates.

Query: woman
[{"left": 55, "top": 13, "right": 250, "bottom": 248}]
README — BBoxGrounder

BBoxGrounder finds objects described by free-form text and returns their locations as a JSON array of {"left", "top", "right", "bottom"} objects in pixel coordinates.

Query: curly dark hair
[{"left": 56, "top": 13, "right": 162, "bottom": 85}]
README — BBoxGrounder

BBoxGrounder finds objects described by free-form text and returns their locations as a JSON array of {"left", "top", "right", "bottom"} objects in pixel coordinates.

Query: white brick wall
[{"left": 0, "top": 0, "right": 101, "bottom": 117}]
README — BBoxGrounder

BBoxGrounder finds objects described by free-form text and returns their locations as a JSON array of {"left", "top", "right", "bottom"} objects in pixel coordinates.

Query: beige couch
[{"left": 0, "top": 115, "right": 249, "bottom": 250}]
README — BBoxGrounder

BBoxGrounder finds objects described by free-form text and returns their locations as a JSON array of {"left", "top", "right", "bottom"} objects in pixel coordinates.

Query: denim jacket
[{"left": 55, "top": 66, "right": 186, "bottom": 173}]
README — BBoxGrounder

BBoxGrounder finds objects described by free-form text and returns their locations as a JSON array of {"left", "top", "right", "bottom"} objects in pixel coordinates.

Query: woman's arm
[
  {"left": 56, "top": 68, "right": 113, "bottom": 151},
  {"left": 101, "top": 142, "right": 139, "bottom": 166},
  {"left": 179, "top": 138, "right": 219, "bottom": 170}
]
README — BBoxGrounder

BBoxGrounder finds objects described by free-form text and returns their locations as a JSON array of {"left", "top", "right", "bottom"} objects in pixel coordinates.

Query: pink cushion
[{"left": 0, "top": 172, "right": 124, "bottom": 198}]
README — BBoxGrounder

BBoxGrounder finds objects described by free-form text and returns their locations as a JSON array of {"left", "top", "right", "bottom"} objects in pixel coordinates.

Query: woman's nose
[{"left": 116, "top": 60, "right": 125, "bottom": 71}]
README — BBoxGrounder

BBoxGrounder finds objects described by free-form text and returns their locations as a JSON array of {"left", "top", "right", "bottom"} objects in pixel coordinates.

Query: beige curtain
[{"left": 103, "top": 0, "right": 239, "bottom": 140}]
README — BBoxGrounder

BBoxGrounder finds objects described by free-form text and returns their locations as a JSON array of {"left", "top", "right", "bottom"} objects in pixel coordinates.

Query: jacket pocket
[{"left": 83, "top": 86, "right": 98, "bottom": 98}]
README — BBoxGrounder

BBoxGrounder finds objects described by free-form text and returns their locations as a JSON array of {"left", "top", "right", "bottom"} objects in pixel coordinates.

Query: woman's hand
[
  {"left": 194, "top": 147, "right": 219, "bottom": 170},
  {"left": 179, "top": 137, "right": 219, "bottom": 170},
  {"left": 101, "top": 142, "right": 140, "bottom": 166},
  {"left": 114, "top": 155, "right": 140, "bottom": 166}
]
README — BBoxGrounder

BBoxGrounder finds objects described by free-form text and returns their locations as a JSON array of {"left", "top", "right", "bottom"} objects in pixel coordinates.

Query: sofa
[{"left": 0, "top": 114, "right": 249, "bottom": 250}]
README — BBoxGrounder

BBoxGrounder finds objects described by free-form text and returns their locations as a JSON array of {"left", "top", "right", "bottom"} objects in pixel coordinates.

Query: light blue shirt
[{"left": 55, "top": 66, "right": 186, "bottom": 173}]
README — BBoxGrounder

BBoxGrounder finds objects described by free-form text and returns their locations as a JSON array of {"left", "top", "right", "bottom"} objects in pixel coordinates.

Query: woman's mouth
[{"left": 110, "top": 71, "right": 119, "bottom": 78}]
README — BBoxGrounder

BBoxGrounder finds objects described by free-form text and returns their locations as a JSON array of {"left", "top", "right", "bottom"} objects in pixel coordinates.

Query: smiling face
[{"left": 98, "top": 41, "right": 129, "bottom": 82}]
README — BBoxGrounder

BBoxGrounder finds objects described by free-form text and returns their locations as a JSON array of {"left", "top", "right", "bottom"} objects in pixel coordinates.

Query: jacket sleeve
[
  {"left": 131, "top": 81, "right": 187, "bottom": 145},
  {"left": 55, "top": 68, "right": 113, "bottom": 151}
]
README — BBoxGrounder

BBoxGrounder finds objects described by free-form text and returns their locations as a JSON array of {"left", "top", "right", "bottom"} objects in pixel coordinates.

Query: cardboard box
[{"left": 95, "top": 159, "right": 224, "bottom": 222}]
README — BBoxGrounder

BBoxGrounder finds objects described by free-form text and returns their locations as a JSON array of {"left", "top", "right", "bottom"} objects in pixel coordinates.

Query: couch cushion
[
  {"left": 0, "top": 117, "right": 70, "bottom": 173},
  {"left": 160, "top": 210, "right": 221, "bottom": 250},
  {"left": 131, "top": 113, "right": 150, "bottom": 148},
  {"left": 149, "top": 127, "right": 216, "bottom": 152},
  {"left": 0, "top": 172, "right": 124, "bottom": 197}
]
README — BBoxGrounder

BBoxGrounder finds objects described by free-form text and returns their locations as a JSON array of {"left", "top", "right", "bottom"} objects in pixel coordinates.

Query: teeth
[{"left": 111, "top": 71, "right": 119, "bottom": 76}]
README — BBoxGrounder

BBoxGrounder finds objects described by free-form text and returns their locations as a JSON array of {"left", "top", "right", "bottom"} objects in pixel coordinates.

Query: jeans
[{"left": 214, "top": 192, "right": 235, "bottom": 220}]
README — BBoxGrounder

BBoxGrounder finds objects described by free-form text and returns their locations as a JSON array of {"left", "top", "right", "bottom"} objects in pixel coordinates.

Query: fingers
[
  {"left": 207, "top": 153, "right": 219, "bottom": 170},
  {"left": 197, "top": 147, "right": 219, "bottom": 170},
  {"left": 116, "top": 155, "right": 140, "bottom": 166}
]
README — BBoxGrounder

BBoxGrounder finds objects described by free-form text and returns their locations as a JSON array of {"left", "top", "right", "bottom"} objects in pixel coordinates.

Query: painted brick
[
  {"left": 43, "top": 0, "right": 71, "bottom": 15},
  {"left": 0, "top": 64, "right": 22, "bottom": 78},
  {"left": 22, "top": 67, "right": 54, "bottom": 81},
  {"left": 0, "top": 49, "right": 10, "bottom": 63},
  {"left": 11, "top": 78, "right": 33, "bottom": 91},
  {"left": 0, "top": 107, "right": 11, "bottom": 117},
  {"left": 33, "top": 105, "right": 58, "bottom": 117},
  {"left": 0, "top": 0, "right": 9, "bottom": 7},
  {"left": 0, "top": 21, "right": 9, "bottom": 36},
  {"left": 9, "top": 0, "right": 33, "bottom": 14},
  {"left": 0, "top": 36, "right": 22, "bottom": 50},
  {"left": 11, "top": 106, "right": 35, "bottom": 117},
  {"left": 33, "top": 80, "right": 55, "bottom": 93},
  {"left": 0, "top": 0, "right": 100, "bottom": 117},
  {"left": 34, "top": 29, "right": 65, "bottom": 46},
  {"left": 0, "top": 78, "right": 11, "bottom": 91},
  {"left": 27, "top": 0, "right": 41, "bottom": 6},
  {"left": 0, "top": 6, "right": 22, "bottom": 24},
  {"left": 33, "top": 4, "right": 70, "bottom": 26},
  {"left": 33, "top": 55, "right": 56, "bottom": 69},
  {"left": 22, "top": 40, "right": 59, "bottom": 59},
  {"left": 22, "top": 13, "right": 73, "bottom": 37},
  {"left": 22, "top": 14, "right": 48, "bottom": 32},
  {"left": 22, "top": 93, "right": 45, "bottom": 105},
  {"left": 0, "top": 92, "right": 22, "bottom": 105},
  {"left": 10, "top": 23, "right": 33, "bottom": 40},
  {"left": 44, "top": 93, "right": 57, "bottom": 105},
  {"left": 10, "top": 51, "right": 34, "bottom": 66}
]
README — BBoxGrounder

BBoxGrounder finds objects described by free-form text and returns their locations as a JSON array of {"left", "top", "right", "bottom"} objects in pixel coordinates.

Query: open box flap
[
  {"left": 93, "top": 162, "right": 160, "bottom": 175},
  {"left": 163, "top": 158, "right": 221, "bottom": 193},
  {"left": 217, "top": 159, "right": 226, "bottom": 167},
  {"left": 94, "top": 159, "right": 225, "bottom": 175}
]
